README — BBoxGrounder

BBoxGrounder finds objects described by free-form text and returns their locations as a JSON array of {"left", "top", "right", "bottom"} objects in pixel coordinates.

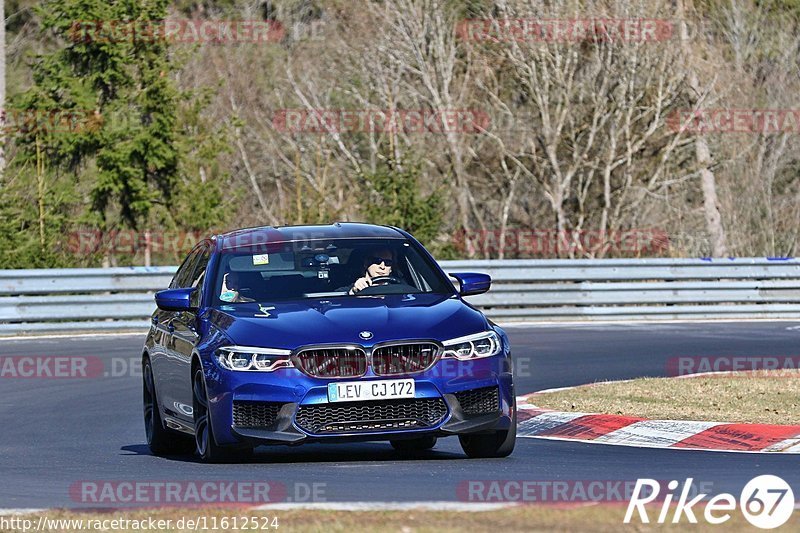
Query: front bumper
[{"left": 203, "top": 354, "right": 515, "bottom": 446}]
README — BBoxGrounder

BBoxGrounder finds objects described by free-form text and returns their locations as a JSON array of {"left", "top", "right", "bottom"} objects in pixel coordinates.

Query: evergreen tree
[
  {"left": 360, "top": 160, "right": 443, "bottom": 247},
  {"left": 5, "top": 0, "right": 233, "bottom": 266},
  {"left": 15, "top": 0, "right": 181, "bottom": 232}
]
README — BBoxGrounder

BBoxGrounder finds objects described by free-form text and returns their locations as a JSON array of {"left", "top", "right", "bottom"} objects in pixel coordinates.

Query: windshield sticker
[
  {"left": 253, "top": 253, "right": 270, "bottom": 265},
  {"left": 255, "top": 304, "right": 276, "bottom": 318},
  {"left": 220, "top": 290, "right": 237, "bottom": 302}
]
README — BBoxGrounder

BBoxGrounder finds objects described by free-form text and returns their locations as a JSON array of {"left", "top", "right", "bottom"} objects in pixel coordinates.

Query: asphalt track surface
[{"left": 1, "top": 322, "right": 799, "bottom": 509}]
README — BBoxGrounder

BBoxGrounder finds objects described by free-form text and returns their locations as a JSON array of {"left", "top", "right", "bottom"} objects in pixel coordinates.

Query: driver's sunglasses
[{"left": 368, "top": 256, "right": 393, "bottom": 267}]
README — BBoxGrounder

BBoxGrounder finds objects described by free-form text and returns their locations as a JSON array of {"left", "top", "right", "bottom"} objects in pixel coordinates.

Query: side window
[
  {"left": 190, "top": 248, "right": 211, "bottom": 291},
  {"left": 171, "top": 249, "right": 201, "bottom": 289},
  {"left": 405, "top": 244, "right": 449, "bottom": 293},
  {"left": 404, "top": 255, "right": 430, "bottom": 291}
]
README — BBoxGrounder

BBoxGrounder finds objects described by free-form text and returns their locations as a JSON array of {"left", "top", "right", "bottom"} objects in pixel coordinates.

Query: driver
[{"left": 347, "top": 248, "right": 395, "bottom": 295}]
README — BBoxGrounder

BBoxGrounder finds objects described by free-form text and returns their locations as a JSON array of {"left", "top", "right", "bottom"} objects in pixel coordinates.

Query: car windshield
[{"left": 213, "top": 238, "right": 453, "bottom": 304}]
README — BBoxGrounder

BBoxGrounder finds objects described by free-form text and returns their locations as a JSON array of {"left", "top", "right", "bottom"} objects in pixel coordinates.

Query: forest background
[{"left": 2, "top": 0, "right": 800, "bottom": 267}]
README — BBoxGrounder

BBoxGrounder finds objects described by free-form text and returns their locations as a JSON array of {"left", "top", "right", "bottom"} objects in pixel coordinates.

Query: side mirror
[
  {"left": 449, "top": 272, "right": 491, "bottom": 296},
  {"left": 155, "top": 288, "right": 197, "bottom": 312}
]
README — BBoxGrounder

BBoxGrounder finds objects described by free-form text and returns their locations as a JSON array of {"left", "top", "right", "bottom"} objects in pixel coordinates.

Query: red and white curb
[{"left": 516, "top": 395, "right": 800, "bottom": 454}]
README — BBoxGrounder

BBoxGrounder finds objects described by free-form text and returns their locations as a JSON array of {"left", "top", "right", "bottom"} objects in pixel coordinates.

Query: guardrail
[{"left": 1, "top": 258, "right": 799, "bottom": 334}]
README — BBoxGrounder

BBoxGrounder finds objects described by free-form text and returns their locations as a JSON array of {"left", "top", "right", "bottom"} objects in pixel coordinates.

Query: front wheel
[
  {"left": 458, "top": 409, "right": 516, "bottom": 459},
  {"left": 143, "top": 359, "right": 193, "bottom": 456},
  {"left": 193, "top": 367, "right": 252, "bottom": 463}
]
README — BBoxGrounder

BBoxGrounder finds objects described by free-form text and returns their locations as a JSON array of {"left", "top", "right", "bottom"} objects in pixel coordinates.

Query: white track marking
[
  {"left": 517, "top": 411, "right": 587, "bottom": 436},
  {"left": 762, "top": 438, "right": 800, "bottom": 452},
  {"left": 595, "top": 420, "right": 722, "bottom": 447},
  {"left": 767, "top": 440, "right": 800, "bottom": 453},
  {"left": 527, "top": 380, "right": 637, "bottom": 396},
  {"left": 498, "top": 319, "right": 800, "bottom": 327},
  {"left": 0, "top": 332, "right": 144, "bottom": 342},
  {"left": 2, "top": 319, "right": 798, "bottom": 340},
  {"left": 516, "top": 397, "right": 544, "bottom": 407}
]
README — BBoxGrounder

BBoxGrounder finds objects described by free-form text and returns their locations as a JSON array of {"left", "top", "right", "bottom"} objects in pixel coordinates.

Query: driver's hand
[{"left": 350, "top": 276, "right": 372, "bottom": 294}]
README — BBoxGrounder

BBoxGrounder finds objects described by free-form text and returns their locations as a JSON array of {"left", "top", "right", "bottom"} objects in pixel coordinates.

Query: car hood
[{"left": 208, "top": 293, "right": 490, "bottom": 349}]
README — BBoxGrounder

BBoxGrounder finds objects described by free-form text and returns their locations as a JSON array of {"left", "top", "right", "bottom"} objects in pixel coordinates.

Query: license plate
[{"left": 328, "top": 379, "right": 415, "bottom": 403}]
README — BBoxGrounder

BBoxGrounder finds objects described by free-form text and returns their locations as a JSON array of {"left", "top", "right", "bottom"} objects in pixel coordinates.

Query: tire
[
  {"left": 390, "top": 436, "right": 438, "bottom": 452},
  {"left": 458, "top": 408, "right": 516, "bottom": 459},
  {"left": 193, "top": 367, "right": 252, "bottom": 463},
  {"left": 143, "top": 359, "right": 194, "bottom": 456}
]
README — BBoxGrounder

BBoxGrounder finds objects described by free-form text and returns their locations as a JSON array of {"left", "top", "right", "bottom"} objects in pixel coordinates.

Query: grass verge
[{"left": 530, "top": 370, "right": 800, "bottom": 424}]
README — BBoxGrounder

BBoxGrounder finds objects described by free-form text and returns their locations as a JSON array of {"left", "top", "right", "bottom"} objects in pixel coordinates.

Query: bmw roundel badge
[{"left": 359, "top": 331, "right": 373, "bottom": 340}]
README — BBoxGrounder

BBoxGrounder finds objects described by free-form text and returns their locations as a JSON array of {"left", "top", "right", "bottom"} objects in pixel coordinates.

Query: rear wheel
[
  {"left": 459, "top": 409, "right": 516, "bottom": 459},
  {"left": 390, "top": 436, "right": 437, "bottom": 452},
  {"left": 143, "top": 359, "right": 193, "bottom": 455},
  {"left": 193, "top": 367, "right": 252, "bottom": 463}
]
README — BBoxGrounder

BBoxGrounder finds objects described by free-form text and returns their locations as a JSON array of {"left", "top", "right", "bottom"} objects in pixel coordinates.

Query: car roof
[{"left": 214, "top": 223, "right": 406, "bottom": 252}]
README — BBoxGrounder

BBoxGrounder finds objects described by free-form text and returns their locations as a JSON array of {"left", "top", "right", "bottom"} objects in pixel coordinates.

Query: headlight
[
  {"left": 441, "top": 331, "right": 502, "bottom": 360},
  {"left": 216, "top": 346, "right": 294, "bottom": 372}
]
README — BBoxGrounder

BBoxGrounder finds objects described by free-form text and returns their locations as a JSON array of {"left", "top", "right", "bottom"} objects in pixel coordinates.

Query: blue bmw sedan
[{"left": 143, "top": 223, "right": 516, "bottom": 462}]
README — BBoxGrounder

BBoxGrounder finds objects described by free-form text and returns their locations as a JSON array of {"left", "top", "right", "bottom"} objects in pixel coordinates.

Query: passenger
[{"left": 219, "top": 272, "right": 255, "bottom": 303}]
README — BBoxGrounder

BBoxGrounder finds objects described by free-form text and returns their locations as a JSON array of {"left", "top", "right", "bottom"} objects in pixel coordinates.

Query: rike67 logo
[{"left": 625, "top": 476, "right": 794, "bottom": 529}]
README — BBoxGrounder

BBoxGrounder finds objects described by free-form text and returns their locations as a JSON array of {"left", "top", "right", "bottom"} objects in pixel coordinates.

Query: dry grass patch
[{"left": 530, "top": 370, "right": 800, "bottom": 424}]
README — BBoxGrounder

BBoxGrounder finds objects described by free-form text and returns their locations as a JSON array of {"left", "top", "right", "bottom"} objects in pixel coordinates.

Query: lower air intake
[
  {"left": 232, "top": 401, "right": 285, "bottom": 429},
  {"left": 454, "top": 386, "right": 500, "bottom": 415},
  {"left": 295, "top": 398, "right": 448, "bottom": 434}
]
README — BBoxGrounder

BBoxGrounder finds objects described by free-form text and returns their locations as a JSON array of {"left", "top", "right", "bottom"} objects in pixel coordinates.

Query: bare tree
[
  {"left": 161, "top": 0, "right": 800, "bottom": 260},
  {"left": 469, "top": 0, "right": 690, "bottom": 257},
  {"left": 677, "top": 0, "right": 729, "bottom": 257},
  {"left": 1, "top": 0, "right": 6, "bottom": 178}
]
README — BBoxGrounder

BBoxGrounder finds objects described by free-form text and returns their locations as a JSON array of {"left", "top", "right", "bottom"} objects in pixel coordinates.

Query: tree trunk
[
  {"left": 0, "top": 0, "right": 6, "bottom": 177},
  {"left": 144, "top": 230, "right": 152, "bottom": 267},
  {"left": 679, "top": 0, "right": 729, "bottom": 257},
  {"left": 695, "top": 138, "right": 729, "bottom": 257},
  {"left": 36, "top": 138, "right": 45, "bottom": 249}
]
